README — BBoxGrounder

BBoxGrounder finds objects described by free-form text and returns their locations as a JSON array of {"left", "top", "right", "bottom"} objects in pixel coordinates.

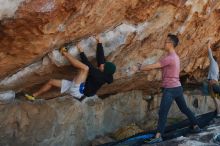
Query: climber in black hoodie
[
  {"left": 25, "top": 36, "right": 116, "bottom": 101},
  {"left": 78, "top": 37, "right": 116, "bottom": 97}
]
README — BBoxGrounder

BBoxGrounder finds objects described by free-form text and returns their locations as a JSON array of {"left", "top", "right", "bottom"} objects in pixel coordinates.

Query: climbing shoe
[
  {"left": 25, "top": 94, "right": 36, "bottom": 101},
  {"left": 146, "top": 137, "right": 163, "bottom": 144},
  {"left": 60, "top": 47, "right": 68, "bottom": 55}
]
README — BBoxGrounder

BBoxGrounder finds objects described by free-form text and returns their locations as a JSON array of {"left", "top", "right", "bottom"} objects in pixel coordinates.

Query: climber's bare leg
[
  {"left": 63, "top": 52, "right": 88, "bottom": 71},
  {"left": 33, "top": 79, "right": 61, "bottom": 97},
  {"left": 63, "top": 52, "right": 89, "bottom": 84}
]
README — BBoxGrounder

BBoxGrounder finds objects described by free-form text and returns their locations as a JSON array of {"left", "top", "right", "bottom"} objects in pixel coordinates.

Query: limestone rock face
[
  {"left": 0, "top": 90, "right": 216, "bottom": 146},
  {"left": 0, "top": 0, "right": 220, "bottom": 95},
  {"left": 0, "top": 1, "right": 220, "bottom": 146}
]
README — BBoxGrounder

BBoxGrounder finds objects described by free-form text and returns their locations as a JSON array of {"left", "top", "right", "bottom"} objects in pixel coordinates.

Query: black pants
[{"left": 157, "top": 86, "right": 198, "bottom": 135}]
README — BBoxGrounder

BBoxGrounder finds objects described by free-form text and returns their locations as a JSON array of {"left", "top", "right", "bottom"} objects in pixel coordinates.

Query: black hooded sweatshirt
[{"left": 79, "top": 43, "right": 113, "bottom": 97}]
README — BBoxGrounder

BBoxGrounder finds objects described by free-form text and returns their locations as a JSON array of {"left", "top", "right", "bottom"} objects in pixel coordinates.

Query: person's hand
[
  {"left": 137, "top": 63, "right": 142, "bottom": 71},
  {"left": 76, "top": 43, "right": 84, "bottom": 53},
  {"left": 95, "top": 35, "right": 100, "bottom": 43},
  {"left": 208, "top": 40, "right": 211, "bottom": 49},
  {"left": 131, "top": 65, "right": 138, "bottom": 73},
  {"left": 131, "top": 63, "right": 142, "bottom": 73}
]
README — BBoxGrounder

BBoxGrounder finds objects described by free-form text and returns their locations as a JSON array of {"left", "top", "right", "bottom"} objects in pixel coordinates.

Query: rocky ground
[
  {"left": 0, "top": 89, "right": 218, "bottom": 146},
  {"left": 144, "top": 118, "right": 220, "bottom": 146},
  {"left": 92, "top": 118, "right": 220, "bottom": 146}
]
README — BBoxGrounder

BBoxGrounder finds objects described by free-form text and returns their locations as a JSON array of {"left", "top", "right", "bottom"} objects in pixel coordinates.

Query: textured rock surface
[
  {"left": 0, "top": 1, "right": 220, "bottom": 146},
  {"left": 1, "top": 0, "right": 220, "bottom": 95},
  {"left": 0, "top": 90, "right": 216, "bottom": 146}
]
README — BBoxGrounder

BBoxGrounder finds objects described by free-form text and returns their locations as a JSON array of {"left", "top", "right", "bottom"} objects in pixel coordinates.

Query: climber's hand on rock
[
  {"left": 208, "top": 40, "right": 211, "bottom": 49},
  {"left": 95, "top": 35, "right": 100, "bottom": 43}
]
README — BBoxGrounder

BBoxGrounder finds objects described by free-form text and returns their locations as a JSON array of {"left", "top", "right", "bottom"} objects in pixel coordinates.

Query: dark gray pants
[
  {"left": 157, "top": 86, "right": 198, "bottom": 135},
  {"left": 212, "top": 84, "right": 220, "bottom": 94}
]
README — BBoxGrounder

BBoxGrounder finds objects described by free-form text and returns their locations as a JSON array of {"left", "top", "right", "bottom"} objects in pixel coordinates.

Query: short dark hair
[{"left": 167, "top": 34, "right": 179, "bottom": 47}]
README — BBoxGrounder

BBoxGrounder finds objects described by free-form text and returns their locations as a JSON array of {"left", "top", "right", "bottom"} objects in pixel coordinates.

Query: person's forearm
[
  {"left": 139, "top": 62, "right": 161, "bottom": 71},
  {"left": 208, "top": 48, "right": 213, "bottom": 58},
  {"left": 140, "top": 64, "right": 155, "bottom": 71}
]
